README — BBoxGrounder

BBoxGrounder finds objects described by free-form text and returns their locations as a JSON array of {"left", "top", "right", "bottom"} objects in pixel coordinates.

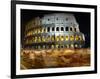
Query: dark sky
[{"left": 21, "top": 9, "right": 90, "bottom": 47}]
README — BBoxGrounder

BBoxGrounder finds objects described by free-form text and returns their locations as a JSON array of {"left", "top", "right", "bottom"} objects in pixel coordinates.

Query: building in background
[{"left": 23, "top": 13, "right": 85, "bottom": 49}]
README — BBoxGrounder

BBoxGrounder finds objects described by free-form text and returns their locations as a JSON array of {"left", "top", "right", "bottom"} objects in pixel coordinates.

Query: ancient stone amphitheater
[{"left": 24, "top": 13, "right": 85, "bottom": 49}]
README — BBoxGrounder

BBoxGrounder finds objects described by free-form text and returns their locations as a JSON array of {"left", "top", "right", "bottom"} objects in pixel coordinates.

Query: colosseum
[{"left": 23, "top": 13, "right": 85, "bottom": 49}]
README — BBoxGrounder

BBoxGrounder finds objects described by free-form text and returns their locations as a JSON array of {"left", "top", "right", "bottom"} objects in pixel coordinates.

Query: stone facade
[{"left": 24, "top": 13, "right": 85, "bottom": 49}]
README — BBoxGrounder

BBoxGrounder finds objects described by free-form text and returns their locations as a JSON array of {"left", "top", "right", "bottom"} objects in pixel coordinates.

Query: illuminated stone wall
[{"left": 24, "top": 13, "right": 85, "bottom": 49}]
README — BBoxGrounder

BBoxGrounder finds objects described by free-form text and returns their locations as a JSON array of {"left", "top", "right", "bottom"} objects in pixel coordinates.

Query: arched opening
[
  {"left": 56, "top": 44, "right": 59, "bottom": 48},
  {"left": 42, "top": 36, "right": 46, "bottom": 42},
  {"left": 70, "top": 27, "right": 73, "bottom": 31},
  {"left": 34, "top": 37, "right": 37, "bottom": 42},
  {"left": 51, "top": 45, "right": 54, "bottom": 49},
  {"left": 70, "top": 35, "right": 74, "bottom": 41},
  {"left": 71, "top": 44, "right": 74, "bottom": 48},
  {"left": 52, "top": 27, "right": 55, "bottom": 31},
  {"left": 61, "top": 45, "right": 64, "bottom": 48},
  {"left": 61, "top": 27, "right": 64, "bottom": 31},
  {"left": 55, "top": 36, "right": 59, "bottom": 41},
  {"left": 79, "top": 35, "right": 82, "bottom": 41},
  {"left": 51, "top": 35, "right": 55, "bottom": 41},
  {"left": 75, "top": 35, "right": 79, "bottom": 41},
  {"left": 38, "top": 37, "right": 41, "bottom": 42},
  {"left": 47, "top": 35, "right": 50, "bottom": 42},
  {"left": 60, "top": 35, "right": 64, "bottom": 41},
  {"left": 65, "top": 35, "right": 69, "bottom": 41},
  {"left": 75, "top": 44, "right": 78, "bottom": 48},
  {"left": 65, "top": 27, "right": 68, "bottom": 31},
  {"left": 56, "top": 27, "right": 59, "bottom": 31},
  {"left": 47, "top": 27, "right": 50, "bottom": 32}
]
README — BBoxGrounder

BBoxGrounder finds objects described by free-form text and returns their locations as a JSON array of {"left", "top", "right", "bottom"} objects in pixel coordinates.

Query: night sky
[{"left": 21, "top": 9, "right": 90, "bottom": 47}]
